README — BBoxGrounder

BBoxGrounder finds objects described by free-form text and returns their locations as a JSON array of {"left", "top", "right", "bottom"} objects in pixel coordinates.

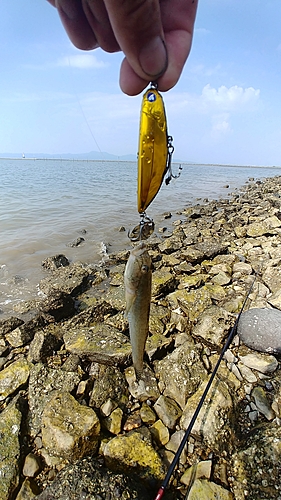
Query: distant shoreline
[{"left": 0, "top": 157, "right": 280, "bottom": 169}]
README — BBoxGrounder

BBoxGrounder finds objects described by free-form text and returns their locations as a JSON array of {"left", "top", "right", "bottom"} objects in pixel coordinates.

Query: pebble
[
  {"left": 165, "top": 429, "right": 188, "bottom": 464},
  {"left": 251, "top": 386, "right": 275, "bottom": 420},
  {"left": 223, "top": 349, "right": 238, "bottom": 364},
  {"left": 181, "top": 460, "right": 212, "bottom": 486},
  {"left": 150, "top": 419, "right": 170, "bottom": 446},
  {"left": 22, "top": 453, "right": 41, "bottom": 478},
  {"left": 154, "top": 395, "right": 182, "bottom": 430},
  {"left": 239, "top": 351, "right": 278, "bottom": 374},
  {"left": 103, "top": 407, "right": 123, "bottom": 435},
  {"left": 238, "top": 308, "right": 281, "bottom": 354},
  {"left": 124, "top": 365, "right": 160, "bottom": 402},
  {"left": 237, "top": 362, "right": 257, "bottom": 383}
]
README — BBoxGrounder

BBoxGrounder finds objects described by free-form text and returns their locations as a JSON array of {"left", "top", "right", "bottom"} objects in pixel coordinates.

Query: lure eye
[{"left": 141, "top": 265, "right": 149, "bottom": 274}]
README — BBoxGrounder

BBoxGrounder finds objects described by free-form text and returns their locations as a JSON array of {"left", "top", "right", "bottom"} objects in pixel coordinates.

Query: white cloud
[
  {"left": 57, "top": 54, "right": 107, "bottom": 69},
  {"left": 201, "top": 84, "right": 260, "bottom": 111},
  {"left": 165, "top": 84, "right": 260, "bottom": 117}
]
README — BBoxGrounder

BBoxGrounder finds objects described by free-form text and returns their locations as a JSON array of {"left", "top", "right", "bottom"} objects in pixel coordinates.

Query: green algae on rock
[
  {"left": 0, "top": 400, "right": 22, "bottom": 499},
  {"left": 42, "top": 390, "right": 100, "bottom": 460},
  {"left": 63, "top": 323, "right": 132, "bottom": 365},
  {"left": 103, "top": 429, "right": 164, "bottom": 482},
  {"left": 0, "top": 358, "right": 30, "bottom": 401}
]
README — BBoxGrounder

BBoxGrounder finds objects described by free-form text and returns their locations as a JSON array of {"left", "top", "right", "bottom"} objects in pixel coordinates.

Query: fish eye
[{"left": 141, "top": 265, "right": 149, "bottom": 273}]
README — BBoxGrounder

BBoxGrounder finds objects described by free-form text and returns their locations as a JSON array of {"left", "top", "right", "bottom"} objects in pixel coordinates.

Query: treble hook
[
  {"left": 128, "top": 213, "right": 155, "bottom": 242},
  {"left": 165, "top": 136, "right": 182, "bottom": 185}
]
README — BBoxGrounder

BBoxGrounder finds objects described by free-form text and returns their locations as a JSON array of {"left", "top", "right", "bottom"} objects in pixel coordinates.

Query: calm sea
[{"left": 0, "top": 158, "right": 280, "bottom": 316}]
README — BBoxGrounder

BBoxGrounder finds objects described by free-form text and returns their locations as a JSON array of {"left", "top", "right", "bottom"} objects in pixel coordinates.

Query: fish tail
[{"left": 134, "top": 365, "right": 143, "bottom": 381}]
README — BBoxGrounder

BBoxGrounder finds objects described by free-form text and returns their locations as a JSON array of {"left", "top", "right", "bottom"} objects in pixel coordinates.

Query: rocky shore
[{"left": 0, "top": 175, "right": 281, "bottom": 500}]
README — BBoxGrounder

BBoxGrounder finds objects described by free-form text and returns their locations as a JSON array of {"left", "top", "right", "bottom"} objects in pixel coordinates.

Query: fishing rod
[{"left": 154, "top": 273, "right": 257, "bottom": 500}]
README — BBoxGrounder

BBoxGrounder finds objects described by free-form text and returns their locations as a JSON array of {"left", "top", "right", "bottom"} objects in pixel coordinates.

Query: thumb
[{"left": 104, "top": 0, "right": 168, "bottom": 81}]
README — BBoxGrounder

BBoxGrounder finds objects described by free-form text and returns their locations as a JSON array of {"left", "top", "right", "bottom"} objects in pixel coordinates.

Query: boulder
[
  {"left": 238, "top": 308, "right": 281, "bottom": 354},
  {"left": 41, "top": 390, "right": 100, "bottom": 460}
]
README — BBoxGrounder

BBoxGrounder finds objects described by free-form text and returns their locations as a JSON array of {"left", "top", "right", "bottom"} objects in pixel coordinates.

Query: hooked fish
[{"left": 124, "top": 242, "right": 152, "bottom": 378}]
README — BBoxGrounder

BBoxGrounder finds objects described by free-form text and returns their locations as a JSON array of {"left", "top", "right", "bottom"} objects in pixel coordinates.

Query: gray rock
[
  {"left": 22, "top": 452, "right": 41, "bottom": 477},
  {"left": 165, "top": 430, "right": 188, "bottom": 464},
  {"left": 89, "top": 364, "right": 128, "bottom": 409},
  {"left": 211, "top": 271, "right": 231, "bottom": 286},
  {"left": 68, "top": 236, "right": 85, "bottom": 247},
  {"left": 64, "top": 324, "right": 131, "bottom": 366},
  {"left": 28, "top": 363, "right": 80, "bottom": 436},
  {"left": 41, "top": 254, "right": 70, "bottom": 271},
  {"left": 231, "top": 424, "right": 281, "bottom": 500},
  {"left": 66, "top": 301, "right": 116, "bottom": 328},
  {"left": 251, "top": 386, "right": 275, "bottom": 420},
  {"left": 154, "top": 338, "right": 207, "bottom": 410},
  {"left": 39, "top": 290, "right": 75, "bottom": 322},
  {"left": 194, "top": 240, "right": 228, "bottom": 260},
  {"left": 239, "top": 351, "right": 278, "bottom": 374},
  {"left": 39, "top": 262, "right": 89, "bottom": 296},
  {"left": 192, "top": 306, "right": 231, "bottom": 345},
  {"left": 41, "top": 390, "right": 100, "bottom": 460},
  {"left": 154, "top": 395, "right": 182, "bottom": 429},
  {"left": 124, "top": 365, "right": 160, "bottom": 402},
  {"left": 37, "top": 457, "right": 150, "bottom": 499},
  {"left": 262, "top": 266, "right": 281, "bottom": 294},
  {"left": 5, "top": 316, "right": 46, "bottom": 348},
  {"left": 237, "top": 308, "right": 281, "bottom": 354},
  {"left": 180, "top": 379, "right": 234, "bottom": 453},
  {"left": 0, "top": 316, "right": 24, "bottom": 336},
  {"left": 27, "top": 330, "right": 62, "bottom": 363}
]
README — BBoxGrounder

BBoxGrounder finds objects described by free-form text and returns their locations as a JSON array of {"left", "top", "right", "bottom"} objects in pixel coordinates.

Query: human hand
[{"left": 47, "top": 0, "right": 198, "bottom": 95}]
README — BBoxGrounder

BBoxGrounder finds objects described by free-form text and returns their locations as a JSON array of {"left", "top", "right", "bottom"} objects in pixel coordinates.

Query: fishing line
[
  {"left": 154, "top": 273, "right": 257, "bottom": 500},
  {"left": 67, "top": 56, "right": 103, "bottom": 155}
]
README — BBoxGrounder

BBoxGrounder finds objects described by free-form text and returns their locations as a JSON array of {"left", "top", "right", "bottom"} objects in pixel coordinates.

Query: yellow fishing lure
[
  {"left": 129, "top": 84, "right": 180, "bottom": 241},
  {"left": 138, "top": 86, "right": 169, "bottom": 214}
]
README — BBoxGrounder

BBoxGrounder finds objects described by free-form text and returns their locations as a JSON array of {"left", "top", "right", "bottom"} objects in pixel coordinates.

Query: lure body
[{"left": 138, "top": 88, "right": 168, "bottom": 214}]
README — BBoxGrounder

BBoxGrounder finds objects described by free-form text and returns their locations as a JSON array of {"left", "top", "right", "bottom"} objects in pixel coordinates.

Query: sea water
[{"left": 0, "top": 157, "right": 280, "bottom": 316}]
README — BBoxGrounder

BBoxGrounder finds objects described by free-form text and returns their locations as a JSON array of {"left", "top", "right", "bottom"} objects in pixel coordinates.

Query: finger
[
  {"left": 81, "top": 0, "right": 120, "bottom": 52},
  {"left": 119, "top": 0, "right": 198, "bottom": 95},
  {"left": 157, "top": 29, "right": 194, "bottom": 91},
  {"left": 54, "top": 0, "right": 98, "bottom": 50},
  {"left": 104, "top": 0, "right": 168, "bottom": 81},
  {"left": 119, "top": 29, "right": 194, "bottom": 95},
  {"left": 120, "top": 58, "right": 149, "bottom": 96},
  {"left": 157, "top": 0, "right": 198, "bottom": 90}
]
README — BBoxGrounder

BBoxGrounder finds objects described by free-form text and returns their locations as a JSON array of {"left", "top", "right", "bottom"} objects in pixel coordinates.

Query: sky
[{"left": 0, "top": 0, "right": 281, "bottom": 166}]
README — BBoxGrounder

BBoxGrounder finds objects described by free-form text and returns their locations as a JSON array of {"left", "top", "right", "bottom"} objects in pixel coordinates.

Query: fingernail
[{"left": 139, "top": 36, "right": 168, "bottom": 77}]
